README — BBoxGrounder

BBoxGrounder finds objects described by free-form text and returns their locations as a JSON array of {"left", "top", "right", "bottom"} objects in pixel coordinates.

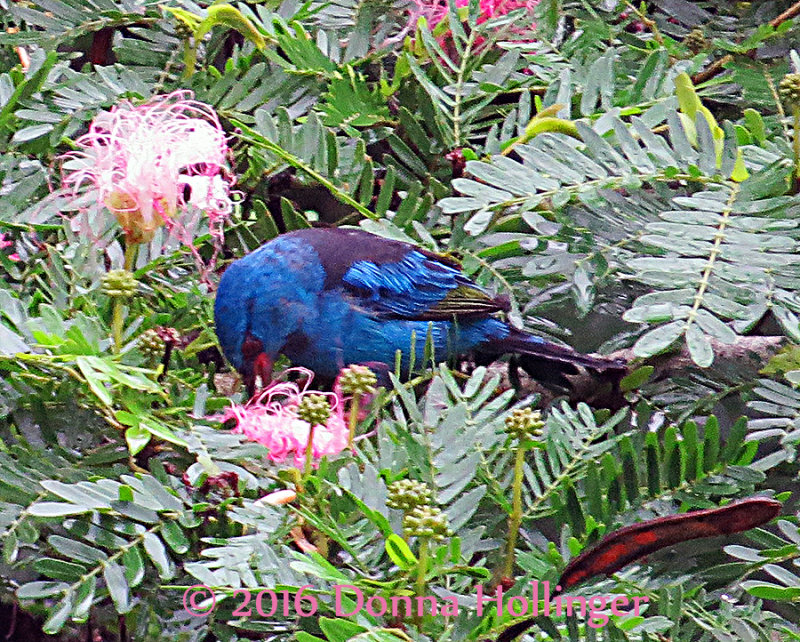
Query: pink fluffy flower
[
  {"left": 411, "top": 0, "right": 539, "bottom": 37},
  {"left": 222, "top": 369, "right": 349, "bottom": 468},
  {"left": 61, "top": 90, "right": 233, "bottom": 244}
]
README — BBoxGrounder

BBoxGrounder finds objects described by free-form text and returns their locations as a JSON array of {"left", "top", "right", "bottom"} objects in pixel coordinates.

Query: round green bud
[
  {"left": 100, "top": 269, "right": 137, "bottom": 298},
  {"left": 296, "top": 394, "right": 331, "bottom": 427},
  {"left": 138, "top": 328, "right": 166, "bottom": 359},
  {"left": 339, "top": 365, "right": 378, "bottom": 395},
  {"left": 387, "top": 479, "right": 433, "bottom": 511},
  {"left": 504, "top": 407, "right": 545, "bottom": 441},
  {"left": 174, "top": 20, "right": 195, "bottom": 40},
  {"left": 403, "top": 505, "right": 451, "bottom": 540},
  {"left": 684, "top": 27, "right": 707, "bottom": 55},
  {"left": 778, "top": 73, "right": 800, "bottom": 107}
]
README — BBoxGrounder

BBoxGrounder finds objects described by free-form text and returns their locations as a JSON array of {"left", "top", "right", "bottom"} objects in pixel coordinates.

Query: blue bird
[{"left": 214, "top": 228, "right": 625, "bottom": 395}]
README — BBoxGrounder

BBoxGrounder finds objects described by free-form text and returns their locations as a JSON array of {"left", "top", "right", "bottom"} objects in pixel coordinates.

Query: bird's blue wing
[{"left": 342, "top": 250, "right": 508, "bottom": 320}]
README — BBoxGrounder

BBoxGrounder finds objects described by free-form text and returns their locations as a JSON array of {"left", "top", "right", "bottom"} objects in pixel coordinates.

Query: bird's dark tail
[{"left": 478, "top": 329, "right": 627, "bottom": 389}]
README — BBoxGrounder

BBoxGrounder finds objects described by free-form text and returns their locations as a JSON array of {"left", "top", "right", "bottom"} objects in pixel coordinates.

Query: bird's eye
[{"left": 181, "top": 183, "right": 192, "bottom": 203}]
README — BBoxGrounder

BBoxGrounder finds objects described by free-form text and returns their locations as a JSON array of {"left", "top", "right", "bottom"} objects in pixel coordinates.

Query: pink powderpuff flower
[
  {"left": 410, "top": 0, "right": 539, "bottom": 40},
  {"left": 222, "top": 369, "right": 349, "bottom": 469},
  {"left": 61, "top": 90, "right": 234, "bottom": 245}
]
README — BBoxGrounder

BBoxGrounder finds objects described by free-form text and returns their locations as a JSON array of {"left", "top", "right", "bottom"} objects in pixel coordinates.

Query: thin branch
[
  {"left": 487, "top": 335, "right": 787, "bottom": 406},
  {"left": 692, "top": 1, "right": 800, "bottom": 85},
  {"left": 770, "top": 1, "right": 800, "bottom": 28},
  {"left": 692, "top": 54, "right": 734, "bottom": 86}
]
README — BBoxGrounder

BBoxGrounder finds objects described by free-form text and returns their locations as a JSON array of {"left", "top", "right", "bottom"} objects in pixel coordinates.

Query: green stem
[
  {"left": 111, "top": 244, "right": 138, "bottom": 354},
  {"left": 415, "top": 537, "right": 430, "bottom": 626},
  {"left": 181, "top": 40, "right": 197, "bottom": 80},
  {"left": 452, "top": 29, "right": 477, "bottom": 146},
  {"left": 124, "top": 242, "right": 137, "bottom": 271},
  {"left": 793, "top": 105, "right": 800, "bottom": 187},
  {"left": 347, "top": 393, "right": 361, "bottom": 451},
  {"left": 684, "top": 185, "right": 739, "bottom": 333},
  {"left": 303, "top": 423, "right": 317, "bottom": 481},
  {"left": 112, "top": 299, "right": 124, "bottom": 354},
  {"left": 230, "top": 121, "right": 378, "bottom": 222},
  {"left": 503, "top": 444, "right": 526, "bottom": 579}
]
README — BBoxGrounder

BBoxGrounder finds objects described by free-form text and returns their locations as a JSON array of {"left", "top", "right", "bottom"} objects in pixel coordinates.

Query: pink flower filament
[
  {"left": 412, "top": 0, "right": 539, "bottom": 35},
  {"left": 223, "top": 369, "right": 349, "bottom": 469},
  {"left": 61, "top": 90, "right": 234, "bottom": 244}
]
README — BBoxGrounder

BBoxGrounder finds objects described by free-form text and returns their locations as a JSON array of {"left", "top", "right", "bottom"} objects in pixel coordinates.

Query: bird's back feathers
[{"left": 293, "top": 228, "right": 509, "bottom": 320}]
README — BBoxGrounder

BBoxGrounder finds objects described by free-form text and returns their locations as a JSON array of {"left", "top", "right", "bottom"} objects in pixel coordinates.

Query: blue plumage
[{"left": 214, "top": 228, "right": 623, "bottom": 393}]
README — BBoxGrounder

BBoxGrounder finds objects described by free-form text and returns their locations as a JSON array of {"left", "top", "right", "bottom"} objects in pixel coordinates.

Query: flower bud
[
  {"left": 779, "top": 73, "right": 800, "bottom": 108},
  {"left": 504, "top": 408, "right": 545, "bottom": 441},
  {"left": 138, "top": 328, "right": 166, "bottom": 359},
  {"left": 174, "top": 20, "right": 195, "bottom": 40},
  {"left": 403, "top": 505, "right": 451, "bottom": 540},
  {"left": 387, "top": 479, "right": 433, "bottom": 511},
  {"left": 296, "top": 393, "right": 331, "bottom": 427},
  {"left": 339, "top": 364, "right": 378, "bottom": 395},
  {"left": 684, "top": 28, "right": 707, "bottom": 54},
  {"left": 100, "top": 269, "right": 138, "bottom": 298}
]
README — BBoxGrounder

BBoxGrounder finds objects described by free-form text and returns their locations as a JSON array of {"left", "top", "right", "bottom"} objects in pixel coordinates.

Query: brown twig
[
  {"left": 488, "top": 335, "right": 787, "bottom": 407},
  {"left": 770, "top": 0, "right": 800, "bottom": 28},
  {"left": 692, "top": 1, "right": 800, "bottom": 85},
  {"left": 692, "top": 54, "right": 734, "bottom": 86},
  {"left": 607, "top": 334, "right": 786, "bottom": 379}
]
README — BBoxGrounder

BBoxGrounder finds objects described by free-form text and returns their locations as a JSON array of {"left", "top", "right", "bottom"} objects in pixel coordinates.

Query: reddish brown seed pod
[
  {"left": 495, "top": 498, "right": 781, "bottom": 642},
  {"left": 557, "top": 497, "right": 782, "bottom": 591}
]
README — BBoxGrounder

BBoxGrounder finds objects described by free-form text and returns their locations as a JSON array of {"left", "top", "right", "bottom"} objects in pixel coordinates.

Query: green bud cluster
[
  {"left": 101, "top": 269, "right": 137, "bottom": 298},
  {"left": 296, "top": 394, "right": 331, "bottom": 427},
  {"left": 504, "top": 408, "right": 545, "bottom": 441},
  {"left": 138, "top": 328, "right": 166, "bottom": 359},
  {"left": 684, "top": 28, "right": 707, "bottom": 54},
  {"left": 137, "top": 327, "right": 180, "bottom": 359},
  {"left": 779, "top": 73, "right": 800, "bottom": 107},
  {"left": 339, "top": 365, "right": 378, "bottom": 395},
  {"left": 173, "top": 20, "right": 195, "bottom": 40},
  {"left": 387, "top": 479, "right": 433, "bottom": 511},
  {"left": 403, "top": 505, "right": 451, "bottom": 541}
]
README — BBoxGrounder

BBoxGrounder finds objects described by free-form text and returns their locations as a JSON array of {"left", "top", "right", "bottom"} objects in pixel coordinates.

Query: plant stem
[
  {"left": 124, "top": 242, "right": 138, "bottom": 272},
  {"left": 111, "top": 243, "right": 138, "bottom": 354},
  {"left": 303, "top": 423, "right": 317, "bottom": 482},
  {"left": 503, "top": 444, "right": 526, "bottom": 579},
  {"left": 623, "top": 0, "right": 665, "bottom": 47},
  {"left": 230, "top": 121, "right": 378, "bottom": 222},
  {"left": 112, "top": 300, "right": 124, "bottom": 354},
  {"left": 415, "top": 537, "right": 430, "bottom": 626},
  {"left": 347, "top": 392, "right": 361, "bottom": 451},
  {"left": 793, "top": 105, "right": 800, "bottom": 190},
  {"left": 182, "top": 40, "right": 197, "bottom": 80}
]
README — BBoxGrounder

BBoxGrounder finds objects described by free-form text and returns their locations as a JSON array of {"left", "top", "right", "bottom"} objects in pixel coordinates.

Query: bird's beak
[{"left": 244, "top": 353, "right": 273, "bottom": 399}]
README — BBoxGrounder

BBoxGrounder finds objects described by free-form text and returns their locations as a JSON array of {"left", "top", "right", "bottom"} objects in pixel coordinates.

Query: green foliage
[{"left": 1, "top": 0, "right": 800, "bottom": 640}]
